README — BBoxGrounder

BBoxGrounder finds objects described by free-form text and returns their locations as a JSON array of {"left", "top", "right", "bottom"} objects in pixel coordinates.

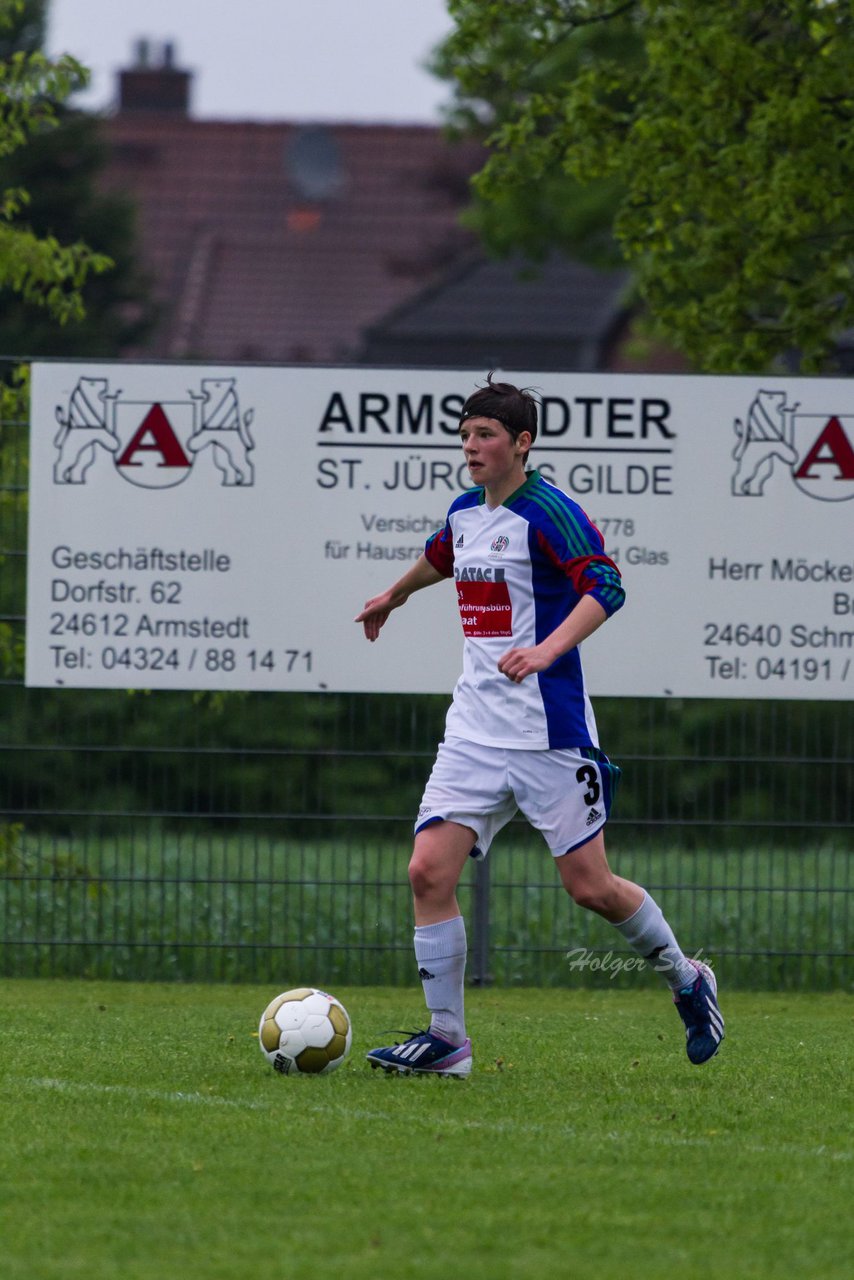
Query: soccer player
[{"left": 355, "top": 376, "right": 724, "bottom": 1076}]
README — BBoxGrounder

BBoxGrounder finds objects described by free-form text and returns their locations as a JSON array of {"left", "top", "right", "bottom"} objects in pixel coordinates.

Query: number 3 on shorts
[{"left": 575, "top": 763, "right": 601, "bottom": 807}]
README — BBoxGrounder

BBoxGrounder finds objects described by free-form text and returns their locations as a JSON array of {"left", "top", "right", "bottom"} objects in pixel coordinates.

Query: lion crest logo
[
  {"left": 53, "top": 376, "right": 255, "bottom": 488},
  {"left": 732, "top": 390, "right": 854, "bottom": 502}
]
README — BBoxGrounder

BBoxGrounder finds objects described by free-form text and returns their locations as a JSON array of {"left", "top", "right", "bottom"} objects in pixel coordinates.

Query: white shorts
[{"left": 415, "top": 736, "right": 621, "bottom": 860}]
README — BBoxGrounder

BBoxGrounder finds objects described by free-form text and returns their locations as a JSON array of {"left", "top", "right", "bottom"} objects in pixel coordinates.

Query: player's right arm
[{"left": 355, "top": 553, "right": 445, "bottom": 642}]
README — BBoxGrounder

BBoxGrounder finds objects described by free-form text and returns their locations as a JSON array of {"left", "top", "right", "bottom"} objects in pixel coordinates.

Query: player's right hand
[{"left": 354, "top": 594, "right": 393, "bottom": 641}]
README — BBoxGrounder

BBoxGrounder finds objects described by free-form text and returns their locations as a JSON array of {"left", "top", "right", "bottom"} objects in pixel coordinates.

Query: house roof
[
  {"left": 100, "top": 113, "right": 483, "bottom": 362},
  {"left": 360, "top": 252, "right": 632, "bottom": 370}
]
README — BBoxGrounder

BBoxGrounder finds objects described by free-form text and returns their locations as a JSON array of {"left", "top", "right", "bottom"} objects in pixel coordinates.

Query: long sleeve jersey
[{"left": 424, "top": 470, "right": 625, "bottom": 750}]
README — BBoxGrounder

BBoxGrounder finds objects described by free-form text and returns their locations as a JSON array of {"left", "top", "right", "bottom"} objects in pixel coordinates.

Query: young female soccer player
[{"left": 355, "top": 376, "right": 724, "bottom": 1076}]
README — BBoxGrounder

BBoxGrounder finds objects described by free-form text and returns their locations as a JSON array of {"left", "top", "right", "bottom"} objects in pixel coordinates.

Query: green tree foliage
[
  {"left": 0, "top": 0, "right": 152, "bottom": 356},
  {"left": 439, "top": 0, "right": 854, "bottom": 372},
  {"left": 431, "top": 3, "right": 639, "bottom": 267},
  {"left": 0, "top": 107, "right": 154, "bottom": 356},
  {"left": 0, "top": 0, "right": 112, "bottom": 338}
]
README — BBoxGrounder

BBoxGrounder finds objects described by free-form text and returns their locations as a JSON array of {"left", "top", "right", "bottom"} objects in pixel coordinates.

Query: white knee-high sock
[
  {"left": 414, "top": 916, "right": 467, "bottom": 1046},
  {"left": 613, "top": 891, "right": 697, "bottom": 991}
]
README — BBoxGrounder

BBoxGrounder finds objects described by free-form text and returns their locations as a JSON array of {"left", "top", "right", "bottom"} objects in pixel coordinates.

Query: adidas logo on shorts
[{"left": 586, "top": 807, "right": 603, "bottom": 827}]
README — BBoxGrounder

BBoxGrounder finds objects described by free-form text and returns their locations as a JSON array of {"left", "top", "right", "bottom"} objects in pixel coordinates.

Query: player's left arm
[
  {"left": 498, "top": 593, "right": 610, "bottom": 684},
  {"left": 498, "top": 519, "right": 625, "bottom": 684}
]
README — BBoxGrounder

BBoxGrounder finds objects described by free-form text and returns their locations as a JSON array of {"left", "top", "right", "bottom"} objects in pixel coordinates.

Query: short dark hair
[{"left": 459, "top": 374, "right": 539, "bottom": 457}]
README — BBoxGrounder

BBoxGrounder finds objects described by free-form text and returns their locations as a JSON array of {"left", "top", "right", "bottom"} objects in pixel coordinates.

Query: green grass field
[{"left": 1, "top": 980, "right": 851, "bottom": 1280}]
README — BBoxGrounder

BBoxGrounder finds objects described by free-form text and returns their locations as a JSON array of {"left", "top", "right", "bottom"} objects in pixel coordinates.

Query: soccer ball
[{"left": 258, "top": 987, "right": 352, "bottom": 1076}]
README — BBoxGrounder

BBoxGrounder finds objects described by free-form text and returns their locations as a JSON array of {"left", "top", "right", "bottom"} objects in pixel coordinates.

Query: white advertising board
[{"left": 25, "top": 362, "right": 854, "bottom": 699}]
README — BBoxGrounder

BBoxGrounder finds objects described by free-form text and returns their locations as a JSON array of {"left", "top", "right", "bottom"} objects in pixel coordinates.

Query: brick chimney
[{"left": 118, "top": 39, "right": 191, "bottom": 114}]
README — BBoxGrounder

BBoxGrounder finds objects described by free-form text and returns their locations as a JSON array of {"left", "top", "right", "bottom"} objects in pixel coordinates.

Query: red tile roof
[{"left": 99, "top": 115, "right": 483, "bottom": 362}]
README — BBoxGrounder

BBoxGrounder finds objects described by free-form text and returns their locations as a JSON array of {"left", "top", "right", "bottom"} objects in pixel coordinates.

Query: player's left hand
[{"left": 497, "top": 645, "right": 552, "bottom": 683}]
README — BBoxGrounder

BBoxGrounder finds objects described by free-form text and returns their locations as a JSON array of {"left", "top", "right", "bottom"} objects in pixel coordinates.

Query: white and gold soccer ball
[{"left": 258, "top": 987, "right": 352, "bottom": 1075}]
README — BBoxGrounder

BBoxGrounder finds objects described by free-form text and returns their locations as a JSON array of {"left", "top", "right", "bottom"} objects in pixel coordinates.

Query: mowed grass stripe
[{"left": 8, "top": 1074, "right": 851, "bottom": 1163}]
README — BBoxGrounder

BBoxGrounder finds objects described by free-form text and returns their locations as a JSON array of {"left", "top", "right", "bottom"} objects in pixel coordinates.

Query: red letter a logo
[
  {"left": 794, "top": 416, "right": 854, "bottom": 482},
  {"left": 116, "top": 404, "right": 192, "bottom": 470}
]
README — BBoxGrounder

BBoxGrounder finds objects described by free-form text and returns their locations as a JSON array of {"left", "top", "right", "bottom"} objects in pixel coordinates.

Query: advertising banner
[{"left": 25, "top": 363, "right": 854, "bottom": 698}]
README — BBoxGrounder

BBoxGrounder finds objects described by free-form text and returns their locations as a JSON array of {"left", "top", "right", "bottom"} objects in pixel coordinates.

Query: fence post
[{"left": 469, "top": 857, "right": 492, "bottom": 986}]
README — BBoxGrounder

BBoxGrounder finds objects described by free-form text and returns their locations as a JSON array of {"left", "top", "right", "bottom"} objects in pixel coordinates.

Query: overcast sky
[{"left": 46, "top": 0, "right": 456, "bottom": 122}]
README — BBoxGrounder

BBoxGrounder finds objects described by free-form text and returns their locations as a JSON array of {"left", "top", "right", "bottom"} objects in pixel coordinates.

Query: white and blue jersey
[{"left": 424, "top": 470, "right": 625, "bottom": 750}]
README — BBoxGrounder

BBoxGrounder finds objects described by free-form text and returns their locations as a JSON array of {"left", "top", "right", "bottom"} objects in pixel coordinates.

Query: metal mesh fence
[{"left": 1, "top": 390, "right": 852, "bottom": 989}]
